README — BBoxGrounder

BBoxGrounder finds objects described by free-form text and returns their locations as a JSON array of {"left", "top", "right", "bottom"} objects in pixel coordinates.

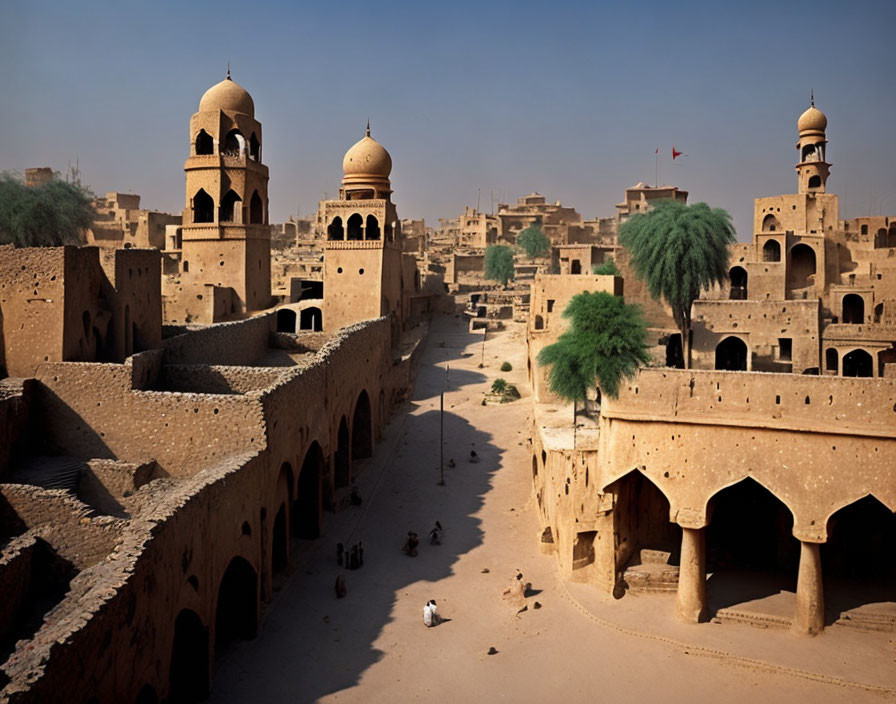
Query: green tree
[
  {"left": 484, "top": 244, "right": 515, "bottom": 286},
  {"left": 516, "top": 223, "right": 550, "bottom": 261},
  {"left": 0, "top": 171, "right": 93, "bottom": 247},
  {"left": 537, "top": 291, "right": 649, "bottom": 401},
  {"left": 592, "top": 258, "right": 620, "bottom": 276},
  {"left": 618, "top": 200, "right": 735, "bottom": 368}
]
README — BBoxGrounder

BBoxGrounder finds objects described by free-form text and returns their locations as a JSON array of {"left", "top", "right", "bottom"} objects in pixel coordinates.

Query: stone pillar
[
  {"left": 793, "top": 540, "right": 824, "bottom": 636},
  {"left": 675, "top": 527, "right": 707, "bottom": 623}
]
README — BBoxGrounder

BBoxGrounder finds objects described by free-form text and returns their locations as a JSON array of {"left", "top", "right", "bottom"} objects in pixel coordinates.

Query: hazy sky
[{"left": 1, "top": 0, "right": 894, "bottom": 239}]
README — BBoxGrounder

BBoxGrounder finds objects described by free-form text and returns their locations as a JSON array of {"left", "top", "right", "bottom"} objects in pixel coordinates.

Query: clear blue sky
[{"left": 1, "top": 0, "right": 894, "bottom": 239}]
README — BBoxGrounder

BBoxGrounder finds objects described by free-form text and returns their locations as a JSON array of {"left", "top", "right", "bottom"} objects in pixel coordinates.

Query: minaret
[
  {"left": 795, "top": 92, "right": 830, "bottom": 194},
  {"left": 179, "top": 71, "right": 271, "bottom": 322},
  {"left": 322, "top": 123, "right": 404, "bottom": 333}
]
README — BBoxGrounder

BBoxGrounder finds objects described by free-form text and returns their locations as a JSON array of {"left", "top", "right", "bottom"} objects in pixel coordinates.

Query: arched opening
[
  {"left": 351, "top": 390, "right": 373, "bottom": 462},
  {"left": 875, "top": 228, "right": 888, "bottom": 248},
  {"left": 296, "top": 442, "right": 323, "bottom": 539},
  {"left": 169, "top": 609, "right": 209, "bottom": 703},
  {"left": 788, "top": 244, "right": 816, "bottom": 290},
  {"left": 665, "top": 333, "right": 684, "bottom": 368},
  {"left": 249, "top": 190, "right": 263, "bottom": 224},
  {"left": 272, "top": 503, "right": 288, "bottom": 574},
  {"left": 223, "top": 129, "right": 245, "bottom": 157},
  {"left": 347, "top": 213, "right": 363, "bottom": 240},
  {"left": 890, "top": 225, "right": 896, "bottom": 248},
  {"left": 215, "top": 556, "right": 257, "bottom": 656},
  {"left": 822, "top": 496, "right": 896, "bottom": 627},
  {"left": 571, "top": 259, "right": 582, "bottom": 275},
  {"left": 801, "top": 143, "right": 816, "bottom": 161},
  {"left": 334, "top": 417, "right": 350, "bottom": 490},
  {"left": 249, "top": 132, "right": 260, "bottom": 161},
  {"left": 825, "top": 348, "right": 838, "bottom": 374},
  {"left": 842, "top": 294, "right": 865, "bottom": 324},
  {"left": 195, "top": 129, "right": 214, "bottom": 155},
  {"left": 327, "top": 217, "right": 344, "bottom": 241},
  {"left": 135, "top": 683, "right": 158, "bottom": 704},
  {"left": 534, "top": 315, "right": 544, "bottom": 330},
  {"left": 728, "top": 266, "right": 747, "bottom": 300},
  {"left": 714, "top": 336, "right": 747, "bottom": 371},
  {"left": 873, "top": 302, "right": 884, "bottom": 324},
  {"left": 192, "top": 189, "right": 214, "bottom": 224},
  {"left": 762, "top": 239, "right": 781, "bottom": 262},
  {"left": 220, "top": 189, "right": 242, "bottom": 223},
  {"left": 762, "top": 214, "right": 780, "bottom": 233},
  {"left": 299, "top": 306, "right": 322, "bottom": 331},
  {"left": 610, "top": 470, "right": 680, "bottom": 589},
  {"left": 842, "top": 349, "right": 873, "bottom": 377},
  {"left": 365, "top": 215, "right": 380, "bottom": 240},
  {"left": 706, "top": 478, "right": 799, "bottom": 616},
  {"left": 276, "top": 309, "right": 296, "bottom": 333},
  {"left": 808, "top": 175, "right": 822, "bottom": 189}
]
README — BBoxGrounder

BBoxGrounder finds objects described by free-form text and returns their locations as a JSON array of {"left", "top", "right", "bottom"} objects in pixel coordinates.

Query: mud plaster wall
[{"left": 162, "top": 312, "right": 272, "bottom": 365}]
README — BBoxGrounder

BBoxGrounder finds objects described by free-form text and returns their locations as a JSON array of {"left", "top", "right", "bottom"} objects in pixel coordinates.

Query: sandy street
[{"left": 210, "top": 314, "right": 895, "bottom": 704}]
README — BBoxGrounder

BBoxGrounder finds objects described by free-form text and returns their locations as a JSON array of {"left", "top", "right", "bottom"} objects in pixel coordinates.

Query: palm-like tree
[{"left": 618, "top": 200, "right": 735, "bottom": 368}]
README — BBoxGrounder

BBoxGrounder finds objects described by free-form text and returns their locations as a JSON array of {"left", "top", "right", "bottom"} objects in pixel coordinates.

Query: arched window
[
  {"left": 534, "top": 315, "right": 544, "bottom": 330},
  {"left": 571, "top": 260, "right": 582, "bottom": 275},
  {"left": 808, "top": 175, "right": 822, "bottom": 189},
  {"left": 873, "top": 302, "right": 884, "bottom": 324},
  {"left": 347, "top": 213, "right": 363, "bottom": 240},
  {"left": 365, "top": 215, "right": 380, "bottom": 240},
  {"left": 715, "top": 336, "right": 748, "bottom": 371},
  {"left": 788, "top": 243, "right": 816, "bottom": 290},
  {"left": 220, "top": 190, "right": 242, "bottom": 223},
  {"left": 327, "top": 217, "right": 344, "bottom": 240},
  {"left": 195, "top": 129, "right": 213, "bottom": 155},
  {"left": 890, "top": 224, "right": 896, "bottom": 248},
  {"left": 875, "top": 228, "right": 888, "bottom": 248},
  {"left": 825, "top": 348, "right": 838, "bottom": 374},
  {"left": 300, "top": 306, "right": 322, "bottom": 331},
  {"left": 762, "top": 214, "right": 780, "bottom": 232},
  {"left": 249, "top": 132, "right": 260, "bottom": 161},
  {"left": 841, "top": 294, "right": 864, "bottom": 324},
  {"left": 192, "top": 189, "right": 214, "bottom": 223},
  {"left": 249, "top": 190, "right": 263, "bottom": 224},
  {"left": 842, "top": 349, "right": 873, "bottom": 377},
  {"left": 762, "top": 239, "right": 781, "bottom": 262},
  {"left": 728, "top": 266, "right": 747, "bottom": 300},
  {"left": 223, "top": 129, "right": 245, "bottom": 157}
]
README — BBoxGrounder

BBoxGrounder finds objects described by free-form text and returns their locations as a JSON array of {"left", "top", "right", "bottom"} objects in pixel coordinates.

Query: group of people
[
  {"left": 337, "top": 541, "right": 364, "bottom": 570},
  {"left": 403, "top": 521, "right": 444, "bottom": 556}
]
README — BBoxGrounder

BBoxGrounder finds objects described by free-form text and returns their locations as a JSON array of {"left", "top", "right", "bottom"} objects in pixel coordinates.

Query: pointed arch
[
  {"left": 169, "top": 609, "right": 209, "bottom": 702},
  {"left": 195, "top": 129, "right": 214, "bottom": 155},
  {"left": 347, "top": 213, "right": 363, "bottom": 240},
  {"left": 223, "top": 129, "right": 246, "bottom": 157},
  {"left": 249, "top": 190, "right": 264, "bottom": 224},
  {"left": 843, "top": 348, "right": 873, "bottom": 377},
  {"left": 220, "top": 189, "right": 242, "bottom": 223},
  {"left": 249, "top": 132, "right": 260, "bottom": 161},
  {"left": 192, "top": 189, "right": 214, "bottom": 224},
  {"left": 327, "top": 217, "right": 344, "bottom": 241},
  {"left": 296, "top": 441, "right": 323, "bottom": 539},
  {"left": 365, "top": 215, "right": 380, "bottom": 240},
  {"left": 352, "top": 390, "right": 373, "bottom": 461},
  {"left": 334, "top": 416, "right": 350, "bottom": 489},
  {"left": 214, "top": 556, "right": 258, "bottom": 655}
]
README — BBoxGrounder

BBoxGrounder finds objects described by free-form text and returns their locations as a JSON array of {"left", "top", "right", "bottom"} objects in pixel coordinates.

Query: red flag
[
  {"left": 655, "top": 147, "right": 659, "bottom": 154},
  {"left": 672, "top": 147, "right": 684, "bottom": 159}
]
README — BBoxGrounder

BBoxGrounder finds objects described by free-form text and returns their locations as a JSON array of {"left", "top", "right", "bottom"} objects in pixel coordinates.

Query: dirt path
[{"left": 210, "top": 314, "right": 893, "bottom": 703}]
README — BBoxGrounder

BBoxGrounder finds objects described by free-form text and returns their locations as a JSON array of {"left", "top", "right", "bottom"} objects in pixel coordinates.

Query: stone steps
[
  {"left": 712, "top": 609, "right": 792, "bottom": 630},
  {"left": 624, "top": 548, "right": 680, "bottom": 593},
  {"left": 831, "top": 611, "right": 896, "bottom": 633}
]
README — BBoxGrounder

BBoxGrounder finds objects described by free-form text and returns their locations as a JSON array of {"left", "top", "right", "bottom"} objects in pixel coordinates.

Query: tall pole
[
  {"left": 439, "top": 365, "right": 448, "bottom": 486},
  {"left": 655, "top": 149, "right": 659, "bottom": 188},
  {"left": 479, "top": 328, "right": 486, "bottom": 368}
]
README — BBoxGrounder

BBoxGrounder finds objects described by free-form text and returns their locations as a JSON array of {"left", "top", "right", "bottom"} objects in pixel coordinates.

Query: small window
[
  {"left": 778, "top": 338, "right": 792, "bottom": 361},
  {"left": 547, "top": 299, "right": 555, "bottom": 313}
]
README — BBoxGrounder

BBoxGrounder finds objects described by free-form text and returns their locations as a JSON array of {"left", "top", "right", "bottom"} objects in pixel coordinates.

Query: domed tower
[
  {"left": 796, "top": 93, "right": 829, "bottom": 194},
  {"left": 322, "top": 123, "right": 404, "bottom": 333},
  {"left": 178, "top": 70, "right": 271, "bottom": 323}
]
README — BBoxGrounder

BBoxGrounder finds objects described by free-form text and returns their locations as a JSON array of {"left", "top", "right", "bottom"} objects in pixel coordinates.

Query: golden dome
[
  {"left": 798, "top": 105, "right": 827, "bottom": 134},
  {"left": 199, "top": 74, "right": 255, "bottom": 117},
  {"left": 343, "top": 126, "right": 392, "bottom": 178}
]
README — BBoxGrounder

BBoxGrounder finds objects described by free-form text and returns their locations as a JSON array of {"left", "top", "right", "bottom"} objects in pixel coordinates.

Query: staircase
[{"left": 624, "top": 548, "right": 680, "bottom": 593}]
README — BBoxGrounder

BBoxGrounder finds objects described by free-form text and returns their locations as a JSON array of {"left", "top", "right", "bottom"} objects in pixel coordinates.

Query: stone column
[
  {"left": 675, "top": 527, "right": 707, "bottom": 623},
  {"left": 793, "top": 540, "right": 824, "bottom": 636}
]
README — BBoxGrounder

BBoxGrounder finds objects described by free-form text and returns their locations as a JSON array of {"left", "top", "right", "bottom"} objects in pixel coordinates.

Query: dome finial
[
  {"left": 226, "top": 61, "right": 231, "bottom": 80},
  {"left": 366, "top": 118, "right": 370, "bottom": 138},
  {"left": 810, "top": 88, "right": 814, "bottom": 107}
]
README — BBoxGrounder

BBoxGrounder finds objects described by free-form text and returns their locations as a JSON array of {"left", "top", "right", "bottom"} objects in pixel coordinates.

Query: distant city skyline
[{"left": 1, "top": 0, "right": 894, "bottom": 240}]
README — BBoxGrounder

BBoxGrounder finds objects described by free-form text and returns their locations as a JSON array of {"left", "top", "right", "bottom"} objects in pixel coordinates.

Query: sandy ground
[{"left": 210, "top": 314, "right": 896, "bottom": 704}]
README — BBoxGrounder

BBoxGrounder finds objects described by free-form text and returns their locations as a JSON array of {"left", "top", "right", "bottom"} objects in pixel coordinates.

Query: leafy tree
[
  {"left": 484, "top": 244, "right": 515, "bottom": 286},
  {"left": 537, "top": 291, "right": 649, "bottom": 401},
  {"left": 618, "top": 200, "right": 735, "bottom": 368},
  {"left": 500, "top": 361, "right": 512, "bottom": 372},
  {"left": 592, "top": 258, "right": 620, "bottom": 276},
  {"left": 0, "top": 171, "right": 93, "bottom": 247},
  {"left": 516, "top": 223, "right": 550, "bottom": 261},
  {"left": 491, "top": 378, "right": 508, "bottom": 394}
]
